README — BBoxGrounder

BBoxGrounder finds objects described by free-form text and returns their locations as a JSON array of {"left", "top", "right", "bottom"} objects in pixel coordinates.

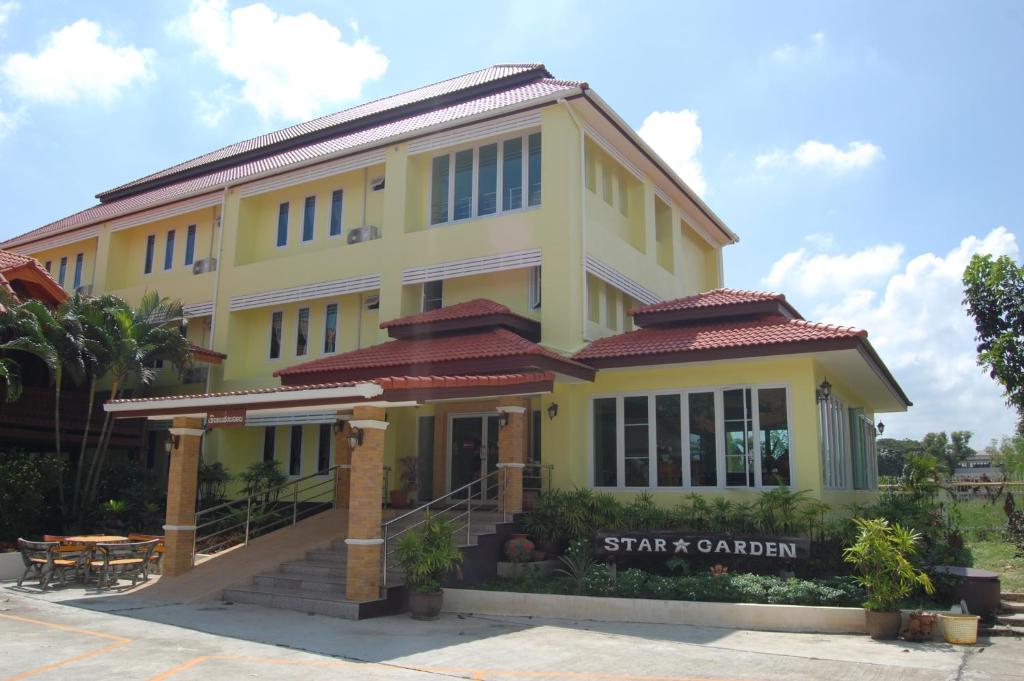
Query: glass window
[
  {"left": 296, "top": 307, "right": 310, "bottom": 356},
  {"left": 453, "top": 149, "right": 474, "bottom": 220},
  {"left": 850, "top": 409, "right": 877, "bottom": 490},
  {"left": 318, "top": 423, "right": 332, "bottom": 473},
  {"left": 758, "top": 387, "right": 790, "bottom": 486},
  {"left": 527, "top": 132, "right": 542, "bottom": 207},
  {"left": 529, "top": 266, "right": 541, "bottom": 310},
  {"left": 184, "top": 224, "right": 197, "bottom": 266},
  {"left": 164, "top": 230, "right": 175, "bottom": 270},
  {"left": 329, "top": 190, "right": 343, "bottom": 236},
  {"left": 144, "top": 236, "right": 155, "bottom": 274},
  {"left": 477, "top": 143, "right": 498, "bottom": 216},
  {"left": 269, "top": 311, "right": 283, "bottom": 359},
  {"left": 58, "top": 257, "right": 67, "bottom": 286},
  {"left": 502, "top": 137, "right": 523, "bottom": 211},
  {"left": 430, "top": 155, "right": 449, "bottom": 225},
  {"left": 656, "top": 394, "right": 682, "bottom": 487},
  {"left": 323, "top": 303, "right": 338, "bottom": 353},
  {"left": 263, "top": 426, "right": 276, "bottom": 463},
  {"left": 624, "top": 396, "right": 649, "bottom": 487},
  {"left": 688, "top": 392, "right": 717, "bottom": 486},
  {"left": 820, "top": 397, "right": 848, "bottom": 489},
  {"left": 593, "top": 398, "right": 617, "bottom": 487},
  {"left": 72, "top": 253, "right": 83, "bottom": 289},
  {"left": 724, "top": 389, "right": 755, "bottom": 487},
  {"left": 422, "top": 280, "right": 443, "bottom": 312},
  {"left": 302, "top": 196, "right": 315, "bottom": 241},
  {"left": 289, "top": 425, "right": 302, "bottom": 476},
  {"left": 276, "top": 202, "right": 289, "bottom": 246}
]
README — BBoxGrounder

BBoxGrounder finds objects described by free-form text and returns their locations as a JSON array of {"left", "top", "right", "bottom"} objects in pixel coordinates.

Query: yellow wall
[{"left": 30, "top": 238, "right": 99, "bottom": 292}]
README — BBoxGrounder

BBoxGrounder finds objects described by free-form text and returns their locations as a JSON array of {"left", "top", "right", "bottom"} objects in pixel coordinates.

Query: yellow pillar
[
  {"left": 497, "top": 398, "right": 529, "bottom": 515},
  {"left": 345, "top": 406, "right": 388, "bottom": 601},
  {"left": 334, "top": 416, "right": 353, "bottom": 509},
  {"left": 162, "top": 416, "right": 204, "bottom": 577}
]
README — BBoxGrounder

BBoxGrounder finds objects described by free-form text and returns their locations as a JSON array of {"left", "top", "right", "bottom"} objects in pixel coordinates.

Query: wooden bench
[
  {"left": 16, "top": 539, "right": 83, "bottom": 589},
  {"left": 88, "top": 539, "right": 160, "bottom": 589}
]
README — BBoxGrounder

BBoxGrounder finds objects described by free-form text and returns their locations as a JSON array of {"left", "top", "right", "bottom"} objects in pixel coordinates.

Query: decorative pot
[
  {"left": 504, "top": 533, "right": 535, "bottom": 563},
  {"left": 408, "top": 590, "right": 443, "bottom": 620},
  {"left": 865, "top": 610, "right": 902, "bottom": 640}
]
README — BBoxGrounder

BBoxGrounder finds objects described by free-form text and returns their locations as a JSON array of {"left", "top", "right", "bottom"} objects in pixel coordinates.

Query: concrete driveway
[{"left": 0, "top": 584, "right": 1019, "bottom": 681}]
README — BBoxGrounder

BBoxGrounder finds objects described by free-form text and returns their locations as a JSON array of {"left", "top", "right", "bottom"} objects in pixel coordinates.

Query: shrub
[
  {"left": 395, "top": 512, "right": 462, "bottom": 594},
  {"left": 843, "top": 517, "right": 934, "bottom": 611},
  {"left": 0, "top": 451, "right": 64, "bottom": 540}
]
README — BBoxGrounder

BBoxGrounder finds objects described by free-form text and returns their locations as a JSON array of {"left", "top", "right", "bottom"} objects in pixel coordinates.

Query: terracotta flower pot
[
  {"left": 865, "top": 610, "right": 902, "bottom": 640},
  {"left": 408, "top": 590, "right": 443, "bottom": 620},
  {"left": 504, "top": 533, "right": 535, "bottom": 563}
]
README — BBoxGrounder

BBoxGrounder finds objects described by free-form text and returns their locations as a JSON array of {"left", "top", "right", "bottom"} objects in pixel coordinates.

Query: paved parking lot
[{"left": 0, "top": 584, "right": 1020, "bottom": 681}]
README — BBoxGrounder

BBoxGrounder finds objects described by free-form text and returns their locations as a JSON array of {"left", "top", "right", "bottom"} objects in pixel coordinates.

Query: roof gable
[
  {"left": 630, "top": 288, "right": 802, "bottom": 327},
  {"left": 380, "top": 298, "right": 540, "bottom": 340}
]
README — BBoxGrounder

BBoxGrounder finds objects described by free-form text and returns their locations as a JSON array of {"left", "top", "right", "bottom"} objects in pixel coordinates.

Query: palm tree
[{"left": 81, "top": 291, "right": 191, "bottom": 509}]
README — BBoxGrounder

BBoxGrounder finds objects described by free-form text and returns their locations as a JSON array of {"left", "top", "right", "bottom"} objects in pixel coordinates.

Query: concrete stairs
[
  {"left": 222, "top": 510, "right": 511, "bottom": 620},
  {"left": 982, "top": 592, "right": 1024, "bottom": 637}
]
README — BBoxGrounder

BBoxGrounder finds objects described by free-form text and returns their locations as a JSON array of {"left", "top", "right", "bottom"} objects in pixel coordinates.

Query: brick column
[
  {"left": 345, "top": 406, "right": 387, "bottom": 602},
  {"left": 497, "top": 398, "right": 529, "bottom": 515},
  {"left": 162, "top": 416, "right": 204, "bottom": 577},
  {"left": 333, "top": 416, "right": 353, "bottom": 509}
]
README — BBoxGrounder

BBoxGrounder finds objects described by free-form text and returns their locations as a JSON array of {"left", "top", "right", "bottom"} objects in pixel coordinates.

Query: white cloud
[
  {"left": 756, "top": 140, "right": 882, "bottom": 174},
  {"left": 772, "top": 31, "right": 826, "bottom": 63},
  {"left": 803, "top": 232, "right": 835, "bottom": 251},
  {"left": 2, "top": 19, "right": 154, "bottom": 103},
  {"left": 173, "top": 0, "right": 388, "bottom": 122},
  {"left": 638, "top": 109, "right": 707, "bottom": 197},
  {"left": 0, "top": 1, "right": 18, "bottom": 37},
  {"left": 764, "top": 227, "right": 1020, "bottom": 444}
]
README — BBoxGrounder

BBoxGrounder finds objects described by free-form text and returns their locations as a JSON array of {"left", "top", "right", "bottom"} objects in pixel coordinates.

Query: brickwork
[
  {"left": 497, "top": 397, "right": 529, "bottom": 514},
  {"left": 345, "top": 405, "right": 386, "bottom": 601},
  {"left": 163, "top": 416, "right": 203, "bottom": 577},
  {"left": 333, "top": 417, "right": 352, "bottom": 509}
]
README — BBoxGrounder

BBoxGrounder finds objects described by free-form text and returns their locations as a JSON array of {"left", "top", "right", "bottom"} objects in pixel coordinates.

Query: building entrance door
[{"left": 448, "top": 414, "right": 499, "bottom": 498}]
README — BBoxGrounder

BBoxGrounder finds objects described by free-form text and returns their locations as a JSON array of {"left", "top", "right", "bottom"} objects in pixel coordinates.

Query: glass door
[
  {"left": 448, "top": 415, "right": 501, "bottom": 499},
  {"left": 723, "top": 388, "right": 755, "bottom": 487}
]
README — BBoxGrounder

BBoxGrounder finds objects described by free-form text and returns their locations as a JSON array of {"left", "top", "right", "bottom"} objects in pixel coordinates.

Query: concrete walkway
[{"left": 0, "top": 583, "right": 1019, "bottom": 681}]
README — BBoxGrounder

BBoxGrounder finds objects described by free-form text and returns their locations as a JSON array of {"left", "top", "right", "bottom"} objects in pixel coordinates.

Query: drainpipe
[
  {"left": 558, "top": 98, "right": 590, "bottom": 343},
  {"left": 205, "top": 188, "right": 228, "bottom": 395}
]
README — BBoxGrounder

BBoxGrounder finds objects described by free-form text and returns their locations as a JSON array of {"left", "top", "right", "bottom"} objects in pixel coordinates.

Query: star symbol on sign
[{"left": 673, "top": 539, "right": 690, "bottom": 554}]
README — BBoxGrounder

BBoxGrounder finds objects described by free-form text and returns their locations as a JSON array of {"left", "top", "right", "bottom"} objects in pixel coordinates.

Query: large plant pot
[
  {"left": 865, "top": 610, "right": 902, "bottom": 640},
  {"left": 504, "top": 533, "right": 535, "bottom": 563},
  {"left": 408, "top": 590, "right": 443, "bottom": 620}
]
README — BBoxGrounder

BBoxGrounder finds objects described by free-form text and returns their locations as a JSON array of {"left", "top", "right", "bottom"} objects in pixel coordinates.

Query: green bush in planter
[
  {"left": 842, "top": 517, "right": 934, "bottom": 611},
  {"left": 395, "top": 513, "right": 462, "bottom": 594}
]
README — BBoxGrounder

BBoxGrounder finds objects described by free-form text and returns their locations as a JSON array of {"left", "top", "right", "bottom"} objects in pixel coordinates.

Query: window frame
[
  {"left": 317, "top": 423, "right": 332, "bottom": 475},
  {"left": 820, "top": 395, "right": 849, "bottom": 490},
  {"left": 589, "top": 383, "right": 794, "bottom": 491},
  {"left": 263, "top": 426, "right": 276, "bottom": 463},
  {"left": 528, "top": 266, "right": 542, "bottom": 310},
  {"left": 276, "top": 202, "right": 290, "bottom": 248},
  {"left": 57, "top": 257, "right": 67, "bottom": 287},
  {"left": 328, "top": 189, "right": 344, "bottom": 238},
  {"left": 184, "top": 224, "right": 197, "bottom": 267},
  {"left": 427, "top": 130, "right": 541, "bottom": 228},
  {"left": 302, "top": 195, "right": 316, "bottom": 243},
  {"left": 72, "top": 253, "right": 84, "bottom": 290},
  {"left": 143, "top": 235, "right": 155, "bottom": 275},
  {"left": 295, "top": 307, "right": 310, "bottom": 357},
  {"left": 268, "top": 310, "right": 284, "bottom": 360},
  {"left": 323, "top": 302, "right": 339, "bottom": 355},
  {"left": 164, "top": 229, "right": 176, "bottom": 271},
  {"left": 288, "top": 425, "right": 303, "bottom": 477},
  {"left": 422, "top": 280, "right": 443, "bottom": 312}
]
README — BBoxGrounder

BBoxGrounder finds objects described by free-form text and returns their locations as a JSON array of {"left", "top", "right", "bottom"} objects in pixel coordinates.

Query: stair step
[
  {"left": 996, "top": 613, "right": 1024, "bottom": 626},
  {"left": 1003, "top": 592, "right": 1024, "bottom": 602},
  {"left": 306, "top": 549, "right": 347, "bottom": 563},
  {"left": 981, "top": 624, "right": 1024, "bottom": 637},
  {"left": 252, "top": 573, "right": 348, "bottom": 595},
  {"left": 223, "top": 585, "right": 363, "bottom": 618},
  {"left": 280, "top": 560, "right": 404, "bottom": 581},
  {"left": 1002, "top": 600, "right": 1024, "bottom": 613}
]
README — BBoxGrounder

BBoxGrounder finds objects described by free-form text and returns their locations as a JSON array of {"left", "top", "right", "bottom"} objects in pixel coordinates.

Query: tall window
[
  {"left": 296, "top": 307, "right": 310, "bottom": 356},
  {"left": 164, "top": 230, "right": 175, "bottom": 270},
  {"left": 276, "top": 202, "right": 289, "bottom": 247},
  {"left": 289, "top": 425, "right": 302, "bottom": 476},
  {"left": 144, "top": 236, "right": 155, "bottom": 274},
  {"left": 849, "top": 409, "right": 878, "bottom": 490},
  {"left": 263, "top": 427, "right": 276, "bottom": 463},
  {"left": 323, "top": 303, "right": 338, "bottom": 353},
  {"left": 302, "top": 196, "right": 316, "bottom": 241},
  {"left": 269, "top": 311, "right": 283, "bottom": 359},
  {"left": 422, "top": 280, "right": 443, "bottom": 312},
  {"left": 529, "top": 266, "right": 542, "bottom": 310},
  {"left": 329, "top": 190, "right": 344, "bottom": 236},
  {"left": 317, "top": 423, "right": 331, "bottom": 473},
  {"left": 593, "top": 386, "right": 791, "bottom": 489},
  {"left": 72, "top": 253, "right": 84, "bottom": 289},
  {"left": 820, "top": 396, "right": 847, "bottom": 489},
  {"left": 44, "top": 260, "right": 51, "bottom": 272},
  {"left": 57, "top": 257, "right": 67, "bottom": 286},
  {"left": 184, "top": 224, "right": 197, "bottom": 266},
  {"left": 430, "top": 132, "right": 541, "bottom": 225}
]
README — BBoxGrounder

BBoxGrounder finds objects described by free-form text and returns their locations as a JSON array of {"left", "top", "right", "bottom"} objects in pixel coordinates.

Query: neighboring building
[{"left": 3, "top": 64, "right": 909, "bottom": 602}]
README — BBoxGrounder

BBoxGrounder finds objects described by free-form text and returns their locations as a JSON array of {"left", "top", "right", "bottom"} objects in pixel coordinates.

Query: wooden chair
[
  {"left": 88, "top": 539, "right": 160, "bottom": 589},
  {"left": 16, "top": 539, "right": 79, "bottom": 589},
  {"left": 128, "top": 533, "right": 165, "bottom": 574}
]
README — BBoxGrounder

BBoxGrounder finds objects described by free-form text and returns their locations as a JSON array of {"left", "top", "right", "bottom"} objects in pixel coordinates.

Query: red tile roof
[
  {"left": 381, "top": 299, "right": 516, "bottom": 328},
  {"left": 630, "top": 288, "right": 786, "bottom": 315},
  {"left": 574, "top": 315, "right": 866, "bottom": 365},
  {"left": 275, "top": 327, "right": 592, "bottom": 380},
  {"left": 0, "top": 249, "right": 66, "bottom": 304},
  {"left": 106, "top": 380, "right": 367, "bottom": 404},
  {"left": 0, "top": 250, "right": 34, "bottom": 270},
  {"left": 3, "top": 75, "right": 581, "bottom": 251}
]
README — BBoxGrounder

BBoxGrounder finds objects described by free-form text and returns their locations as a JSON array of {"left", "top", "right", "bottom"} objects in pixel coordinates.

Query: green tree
[
  {"left": 963, "top": 253, "right": 1024, "bottom": 431},
  {"left": 987, "top": 435, "right": 1024, "bottom": 480},
  {"left": 877, "top": 438, "right": 922, "bottom": 477}
]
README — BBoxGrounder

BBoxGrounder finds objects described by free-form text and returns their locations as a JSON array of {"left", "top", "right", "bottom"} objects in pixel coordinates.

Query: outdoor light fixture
[
  {"left": 547, "top": 402, "right": 559, "bottom": 420},
  {"left": 816, "top": 379, "right": 832, "bottom": 402},
  {"left": 164, "top": 433, "right": 181, "bottom": 453},
  {"left": 347, "top": 425, "right": 364, "bottom": 449},
  {"left": 876, "top": 422, "right": 886, "bottom": 436},
  {"left": 497, "top": 411, "right": 510, "bottom": 428}
]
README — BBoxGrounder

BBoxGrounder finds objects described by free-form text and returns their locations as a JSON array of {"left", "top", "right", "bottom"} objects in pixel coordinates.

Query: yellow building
[{"left": 3, "top": 64, "right": 909, "bottom": 609}]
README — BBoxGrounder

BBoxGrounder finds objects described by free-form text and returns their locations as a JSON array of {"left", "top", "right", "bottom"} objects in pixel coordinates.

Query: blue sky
[{"left": 0, "top": 1, "right": 1020, "bottom": 446}]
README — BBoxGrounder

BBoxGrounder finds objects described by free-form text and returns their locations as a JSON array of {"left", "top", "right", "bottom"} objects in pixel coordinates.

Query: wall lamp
[
  {"left": 876, "top": 422, "right": 886, "bottom": 436},
  {"left": 347, "top": 425, "right": 364, "bottom": 449},
  {"left": 164, "top": 433, "right": 181, "bottom": 453},
  {"left": 497, "top": 411, "right": 510, "bottom": 428},
  {"left": 815, "top": 379, "right": 832, "bottom": 403},
  {"left": 547, "top": 402, "right": 559, "bottom": 420}
]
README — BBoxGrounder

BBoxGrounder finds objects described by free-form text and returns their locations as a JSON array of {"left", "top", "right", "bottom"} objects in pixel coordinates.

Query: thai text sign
[
  {"left": 595, "top": 530, "right": 810, "bottom": 560},
  {"left": 206, "top": 409, "right": 246, "bottom": 429}
]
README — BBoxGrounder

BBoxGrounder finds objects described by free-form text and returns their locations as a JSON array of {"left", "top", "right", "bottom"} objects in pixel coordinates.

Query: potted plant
[
  {"left": 843, "top": 517, "right": 935, "bottom": 639},
  {"left": 395, "top": 512, "right": 462, "bottom": 620}
]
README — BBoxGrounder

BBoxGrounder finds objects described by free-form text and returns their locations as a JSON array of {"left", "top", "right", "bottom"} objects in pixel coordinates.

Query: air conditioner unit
[
  {"left": 347, "top": 225, "right": 380, "bottom": 244},
  {"left": 364, "top": 295, "right": 380, "bottom": 310},
  {"left": 74, "top": 285, "right": 93, "bottom": 295},
  {"left": 193, "top": 257, "right": 217, "bottom": 275},
  {"left": 370, "top": 176, "right": 386, "bottom": 191}
]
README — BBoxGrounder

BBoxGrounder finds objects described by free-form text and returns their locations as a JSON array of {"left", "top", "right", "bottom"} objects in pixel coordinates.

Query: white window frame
[
  {"left": 322, "top": 301, "right": 339, "bottom": 355},
  {"left": 184, "top": 224, "right": 197, "bottom": 268},
  {"left": 163, "top": 229, "right": 175, "bottom": 271},
  {"left": 528, "top": 266, "right": 541, "bottom": 310},
  {"left": 301, "top": 195, "right": 316, "bottom": 243},
  {"left": 143, "top": 235, "right": 155, "bottom": 275},
  {"left": 422, "top": 280, "right": 443, "bottom": 312},
  {"left": 276, "top": 201, "right": 290, "bottom": 249},
  {"left": 427, "top": 129, "right": 541, "bottom": 228},
  {"left": 268, "top": 309, "right": 284, "bottom": 361},
  {"left": 589, "top": 383, "right": 794, "bottom": 492},
  {"left": 328, "top": 189, "right": 344, "bottom": 238},
  {"left": 295, "top": 306, "right": 310, "bottom": 357},
  {"left": 72, "top": 253, "right": 84, "bottom": 290},
  {"left": 819, "top": 395, "right": 849, "bottom": 490}
]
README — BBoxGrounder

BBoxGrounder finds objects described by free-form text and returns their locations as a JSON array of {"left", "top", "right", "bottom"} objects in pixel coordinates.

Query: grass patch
[{"left": 970, "top": 540, "right": 1024, "bottom": 592}]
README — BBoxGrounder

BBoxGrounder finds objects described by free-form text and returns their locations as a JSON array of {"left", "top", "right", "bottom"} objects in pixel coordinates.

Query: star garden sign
[{"left": 594, "top": 530, "right": 810, "bottom": 560}]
